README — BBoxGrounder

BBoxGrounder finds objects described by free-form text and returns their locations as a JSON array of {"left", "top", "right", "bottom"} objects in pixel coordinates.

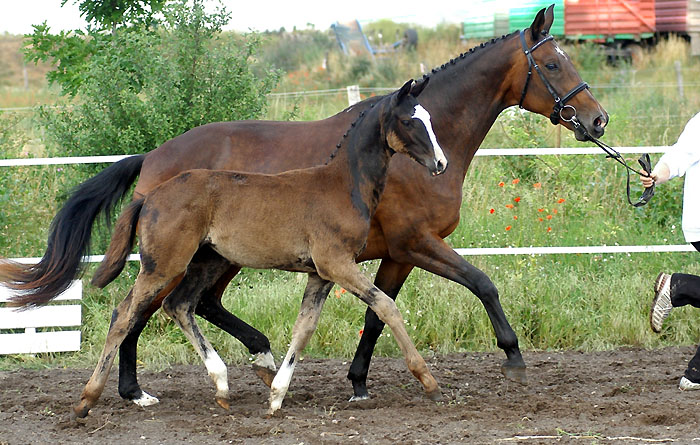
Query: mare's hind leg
[
  {"left": 74, "top": 277, "right": 163, "bottom": 418},
  {"left": 322, "top": 259, "right": 441, "bottom": 402},
  {"left": 269, "top": 273, "right": 333, "bottom": 414},
  {"left": 347, "top": 259, "right": 414, "bottom": 401},
  {"left": 161, "top": 278, "right": 232, "bottom": 410}
]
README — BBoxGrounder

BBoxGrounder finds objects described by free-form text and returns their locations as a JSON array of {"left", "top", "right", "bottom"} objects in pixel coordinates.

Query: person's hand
[{"left": 640, "top": 169, "right": 655, "bottom": 188}]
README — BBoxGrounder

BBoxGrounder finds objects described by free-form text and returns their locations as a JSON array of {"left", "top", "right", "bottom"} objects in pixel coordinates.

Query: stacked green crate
[
  {"left": 508, "top": 0, "right": 565, "bottom": 35},
  {"left": 461, "top": 0, "right": 510, "bottom": 39}
]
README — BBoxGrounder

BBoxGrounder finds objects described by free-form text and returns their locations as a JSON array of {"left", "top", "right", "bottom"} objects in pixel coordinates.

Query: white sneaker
[
  {"left": 679, "top": 376, "right": 700, "bottom": 391},
  {"left": 650, "top": 272, "right": 672, "bottom": 333}
]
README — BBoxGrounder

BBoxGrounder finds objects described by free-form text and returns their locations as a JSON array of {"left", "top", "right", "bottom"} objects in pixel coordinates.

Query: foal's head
[{"left": 384, "top": 79, "right": 448, "bottom": 176}]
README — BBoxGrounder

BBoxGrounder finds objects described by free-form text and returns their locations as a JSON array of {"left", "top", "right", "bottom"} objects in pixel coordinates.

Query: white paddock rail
[
  {"left": 0, "top": 145, "right": 691, "bottom": 257},
  {"left": 0, "top": 280, "right": 82, "bottom": 354}
]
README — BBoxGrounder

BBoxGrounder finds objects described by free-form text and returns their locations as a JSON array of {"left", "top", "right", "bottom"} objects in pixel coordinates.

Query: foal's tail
[
  {"left": 91, "top": 199, "right": 144, "bottom": 289},
  {"left": 2, "top": 155, "right": 145, "bottom": 308}
]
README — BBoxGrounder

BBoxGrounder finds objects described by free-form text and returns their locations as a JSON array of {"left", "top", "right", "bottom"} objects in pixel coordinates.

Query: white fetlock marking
[
  {"left": 205, "top": 353, "right": 229, "bottom": 397},
  {"left": 348, "top": 394, "right": 370, "bottom": 402},
  {"left": 269, "top": 361, "right": 295, "bottom": 413},
  {"left": 253, "top": 351, "right": 277, "bottom": 372},
  {"left": 132, "top": 391, "right": 159, "bottom": 407}
]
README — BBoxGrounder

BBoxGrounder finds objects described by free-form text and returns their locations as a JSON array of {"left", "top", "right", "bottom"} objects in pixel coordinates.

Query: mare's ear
[
  {"left": 530, "top": 5, "right": 554, "bottom": 39},
  {"left": 394, "top": 79, "right": 414, "bottom": 105},
  {"left": 410, "top": 77, "right": 429, "bottom": 98}
]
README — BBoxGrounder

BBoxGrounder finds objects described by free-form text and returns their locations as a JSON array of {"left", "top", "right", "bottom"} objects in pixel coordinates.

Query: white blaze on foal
[{"left": 412, "top": 104, "right": 447, "bottom": 174}]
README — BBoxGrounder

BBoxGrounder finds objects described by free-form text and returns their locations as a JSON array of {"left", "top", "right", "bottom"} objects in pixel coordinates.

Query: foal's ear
[
  {"left": 530, "top": 5, "right": 554, "bottom": 39},
  {"left": 410, "top": 77, "right": 429, "bottom": 98},
  {"left": 395, "top": 79, "right": 414, "bottom": 104}
]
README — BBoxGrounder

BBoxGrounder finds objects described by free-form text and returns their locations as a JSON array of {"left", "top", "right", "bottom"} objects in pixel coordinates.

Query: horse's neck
[
  {"left": 422, "top": 35, "right": 519, "bottom": 177},
  {"left": 328, "top": 107, "right": 392, "bottom": 221}
]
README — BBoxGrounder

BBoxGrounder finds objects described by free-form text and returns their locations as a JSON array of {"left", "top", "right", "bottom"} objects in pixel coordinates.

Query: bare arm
[{"left": 640, "top": 161, "right": 671, "bottom": 188}]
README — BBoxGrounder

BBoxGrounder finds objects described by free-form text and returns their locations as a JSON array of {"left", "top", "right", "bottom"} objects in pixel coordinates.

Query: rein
[{"left": 518, "top": 30, "right": 654, "bottom": 207}]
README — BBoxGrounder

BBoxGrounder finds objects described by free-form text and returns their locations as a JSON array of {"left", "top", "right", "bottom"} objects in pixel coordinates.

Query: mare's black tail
[{"left": 2, "top": 155, "right": 145, "bottom": 308}]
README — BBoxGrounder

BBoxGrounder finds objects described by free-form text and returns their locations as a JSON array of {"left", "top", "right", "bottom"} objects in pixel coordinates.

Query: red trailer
[
  {"left": 564, "top": 0, "right": 656, "bottom": 41},
  {"left": 656, "top": 0, "right": 700, "bottom": 54}
]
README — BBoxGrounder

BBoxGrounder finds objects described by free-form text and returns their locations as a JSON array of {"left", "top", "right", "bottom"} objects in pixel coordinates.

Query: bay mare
[
  {"left": 1, "top": 7, "right": 608, "bottom": 405},
  {"left": 66, "top": 80, "right": 446, "bottom": 417}
]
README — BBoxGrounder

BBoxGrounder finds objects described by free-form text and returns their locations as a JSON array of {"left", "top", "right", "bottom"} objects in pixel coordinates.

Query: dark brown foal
[{"left": 70, "top": 79, "right": 447, "bottom": 417}]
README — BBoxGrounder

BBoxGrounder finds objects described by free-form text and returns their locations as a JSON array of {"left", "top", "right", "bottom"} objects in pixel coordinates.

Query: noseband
[
  {"left": 518, "top": 29, "right": 654, "bottom": 207},
  {"left": 518, "top": 30, "right": 589, "bottom": 125}
]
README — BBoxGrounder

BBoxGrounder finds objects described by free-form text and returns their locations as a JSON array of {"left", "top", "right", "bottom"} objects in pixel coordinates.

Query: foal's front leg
[
  {"left": 326, "top": 260, "right": 441, "bottom": 401},
  {"left": 269, "top": 273, "right": 333, "bottom": 414}
]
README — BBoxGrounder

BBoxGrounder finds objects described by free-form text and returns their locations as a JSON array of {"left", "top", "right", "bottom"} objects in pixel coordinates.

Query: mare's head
[
  {"left": 383, "top": 79, "right": 448, "bottom": 176},
  {"left": 513, "top": 5, "right": 608, "bottom": 140}
]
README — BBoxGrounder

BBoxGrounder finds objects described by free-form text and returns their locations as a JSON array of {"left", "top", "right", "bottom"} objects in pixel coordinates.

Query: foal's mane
[{"left": 324, "top": 93, "right": 389, "bottom": 165}]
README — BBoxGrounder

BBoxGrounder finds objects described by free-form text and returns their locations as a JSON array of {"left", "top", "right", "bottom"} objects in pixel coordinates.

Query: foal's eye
[
  {"left": 545, "top": 63, "right": 559, "bottom": 71},
  {"left": 401, "top": 119, "right": 412, "bottom": 126}
]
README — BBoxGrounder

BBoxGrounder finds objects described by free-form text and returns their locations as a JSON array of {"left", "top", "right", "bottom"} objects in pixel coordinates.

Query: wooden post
[{"left": 675, "top": 60, "right": 684, "bottom": 100}]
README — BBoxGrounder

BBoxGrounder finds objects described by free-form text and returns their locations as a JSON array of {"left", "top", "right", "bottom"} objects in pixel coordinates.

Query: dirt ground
[{"left": 2, "top": 347, "right": 700, "bottom": 444}]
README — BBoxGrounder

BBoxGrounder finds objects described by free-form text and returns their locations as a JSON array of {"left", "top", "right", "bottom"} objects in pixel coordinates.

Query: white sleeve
[{"left": 659, "top": 112, "right": 700, "bottom": 179}]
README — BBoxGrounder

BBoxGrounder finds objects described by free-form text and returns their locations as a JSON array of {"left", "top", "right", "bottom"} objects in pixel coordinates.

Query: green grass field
[{"left": 1, "top": 32, "right": 699, "bottom": 372}]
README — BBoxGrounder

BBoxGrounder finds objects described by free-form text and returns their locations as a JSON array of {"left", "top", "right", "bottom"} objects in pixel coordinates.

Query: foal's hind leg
[
  {"left": 161, "top": 276, "right": 231, "bottom": 410},
  {"left": 74, "top": 279, "right": 162, "bottom": 418},
  {"left": 269, "top": 273, "right": 333, "bottom": 414},
  {"left": 117, "top": 247, "right": 274, "bottom": 405}
]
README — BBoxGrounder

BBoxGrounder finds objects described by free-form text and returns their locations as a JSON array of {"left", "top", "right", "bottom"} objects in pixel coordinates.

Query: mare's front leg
[
  {"left": 269, "top": 273, "right": 334, "bottom": 414},
  {"left": 391, "top": 233, "right": 525, "bottom": 381},
  {"left": 325, "top": 259, "right": 441, "bottom": 402}
]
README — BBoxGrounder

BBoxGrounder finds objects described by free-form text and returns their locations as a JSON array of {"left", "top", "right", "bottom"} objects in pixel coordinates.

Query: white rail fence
[
  {"left": 0, "top": 145, "right": 691, "bottom": 355},
  {"left": 0, "top": 281, "right": 82, "bottom": 354}
]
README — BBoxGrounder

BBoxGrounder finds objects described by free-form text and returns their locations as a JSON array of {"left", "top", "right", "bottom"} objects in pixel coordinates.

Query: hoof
[
  {"left": 426, "top": 388, "right": 442, "bottom": 401},
  {"left": 501, "top": 361, "right": 527, "bottom": 384},
  {"left": 215, "top": 396, "right": 230, "bottom": 410},
  {"left": 132, "top": 391, "right": 159, "bottom": 407},
  {"left": 252, "top": 364, "right": 276, "bottom": 388},
  {"left": 72, "top": 403, "right": 90, "bottom": 419},
  {"left": 348, "top": 394, "right": 370, "bottom": 402}
]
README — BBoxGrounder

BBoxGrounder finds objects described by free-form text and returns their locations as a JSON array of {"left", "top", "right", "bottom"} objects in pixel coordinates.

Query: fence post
[
  {"left": 346, "top": 85, "right": 361, "bottom": 106},
  {"left": 675, "top": 60, "right": 684, "bottom": 100}
]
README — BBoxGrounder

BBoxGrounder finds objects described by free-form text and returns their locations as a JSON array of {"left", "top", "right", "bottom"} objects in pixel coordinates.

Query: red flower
[
  {"left": 538, "top": 208, "right": 544, "bottom": 212},
  {"left": 546, "top": 214, "right": 553, "bottom": 220},
  {"left": 514, "top": 197, "right": 521, "bottom": 203},
  {"left": 513, "top": 215, "right": 518, "bottom": 220},
  {"left": 533, "top": 182, "right": 542, "bottom": 189},
  {"left": 557, "top": 198, "right": 565, "bottom": 203},
  {"left": 505, "top": 204, "right": 514, "bottom": 209},
  {"left": 553, "top": 208, "right": 558, "bottom": 214},
  {"left": 498, "top": 181, "right": 505, "bottom": 187},
  {"left": 538, "top": 217, "right": 544, "bottom": 222},
  {"left": 512, "top": 178, "right": 520, "bottom": 185},
  {"left": 505, "top": 225, "right": 512, "bottom": 231},
  {"left": 359, "top": 329, "right": 364, "bottom": 337},
  {"left": 547, "top": 227, "right": 552, "bottom": 232},
  {"left": 489, "top": 208, "right": 495, "bottom": 214}
]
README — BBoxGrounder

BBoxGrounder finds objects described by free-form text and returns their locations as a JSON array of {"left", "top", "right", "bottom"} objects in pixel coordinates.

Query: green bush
[{"left": 36, "top": 1, "right": 280, "bottom": 157}]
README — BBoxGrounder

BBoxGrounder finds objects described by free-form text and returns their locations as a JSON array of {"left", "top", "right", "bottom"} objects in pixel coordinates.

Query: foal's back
[{"left": 138, "top": 165, "right": 361, "bottom": 273}]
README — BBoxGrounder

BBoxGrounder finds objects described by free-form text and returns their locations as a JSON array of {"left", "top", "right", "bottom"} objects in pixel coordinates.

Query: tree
[{"left": 63, "top": 0, "right": 166, "bottom": 31}]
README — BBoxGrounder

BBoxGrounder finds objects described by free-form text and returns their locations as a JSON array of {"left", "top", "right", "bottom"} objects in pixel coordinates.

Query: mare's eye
[
  {"left": 545, "top": 63, "right": 558, "bottom": 71},
  {"left": 401, "top": 119, "right": 412, "bottom": 126}
]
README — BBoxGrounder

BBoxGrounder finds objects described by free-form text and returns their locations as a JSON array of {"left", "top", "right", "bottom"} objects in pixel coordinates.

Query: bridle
[{"left": 518, "top": 29, "right": 654, "bottom": 207}]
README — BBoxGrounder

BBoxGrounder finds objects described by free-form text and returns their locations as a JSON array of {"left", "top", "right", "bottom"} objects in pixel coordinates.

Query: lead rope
[{"left": 565, "top": 113, "right": 655, "bottom": 207}]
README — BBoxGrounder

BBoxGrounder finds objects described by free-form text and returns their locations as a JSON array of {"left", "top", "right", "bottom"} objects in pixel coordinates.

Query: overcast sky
[{"left": 0, "top": 0, "right": 489, "bottom": 35}]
